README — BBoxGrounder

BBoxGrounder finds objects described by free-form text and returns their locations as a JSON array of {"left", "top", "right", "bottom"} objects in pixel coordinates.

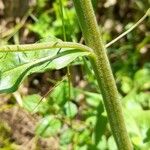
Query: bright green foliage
[
  {"left": 64, "top": 101, "right": 78, "bottom": 118},
  {"left": 60, "top": 128, "right": 74, "bottom": 145},
  {"left": 50, "top": 80, "right": 74, "bottom": 106},
  {"left": 35, "top": 116, "right": 62, "bottom": 137},
  {"left": 134, "top": 68, "right": 150, "bottom": 90},
  {"left": 28, "top": 0, "right": 79, "bottom": 41},
  {"left": 20, "top": 80, "right": 108, "bottom": 149},
  {"left": 23, "top": 94, "right": 43, "bottom": 112},
  {"left": 0, "top": 39, "right": 89, "bottom": 93},
  {"left": 144, "top": 128, "right": 150, "bottom": 143}
]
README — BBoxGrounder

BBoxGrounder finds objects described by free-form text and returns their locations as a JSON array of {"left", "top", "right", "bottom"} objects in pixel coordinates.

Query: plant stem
[
  {"left": 106, "top": 8, "right": 150, "bottom": 48},
  {"left": 0, "top": 42, "right": 92, "bottom": 52},
  {"left": 73, "top": 0, "right": 133, "bottom": 149}
]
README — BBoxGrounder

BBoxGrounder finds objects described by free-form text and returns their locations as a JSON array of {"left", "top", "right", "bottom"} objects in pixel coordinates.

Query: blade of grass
[
  {"left": 106, "top": 8, "right": 150, "bottom": 48},
  {"left": 59, "top": 0, "right": 73, "bottom": 127}
]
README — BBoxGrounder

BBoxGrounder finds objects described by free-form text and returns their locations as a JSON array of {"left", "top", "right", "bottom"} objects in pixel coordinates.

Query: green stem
[
  {"left": 59, "top": 0, "right": 67, "bottom": 41},
  {"left": 106, "top": 8, "right": 150, "bottom": 48},
  {"left": 73, "top": 0, "right": 133, "bottom": 149},
  {"left": 0, "top": 41, "right": 92, "bottom": 52}
]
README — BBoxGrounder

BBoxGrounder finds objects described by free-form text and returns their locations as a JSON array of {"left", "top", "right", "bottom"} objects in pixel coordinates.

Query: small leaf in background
[
  {"left": 124, "top": 110, "right": 143, "bottom": 146},
  {"left": 50, "top": 80, "right": 71, "bottom": 106},
  {"left": 123, "top": 89, "right": 142, "bottom": 110},
  {"left": 85, "top": 92, "right": 102, "bottom": 108},
  {"left": 37, "top": 0, "right": 47, "bottom": 8},
  {"left": 22, "top": 94, "right": 42, "bottom": 112},
  {"left": 35, "top": 116, "right": 61, "bottom": 138},
  {"left": 124, "top": 109, "right": 150, "bottom": 148},
  {"left": 75, "top": 129, "right": 91, "bottom": 146},
  {"left": 60, "top": 128, "right": 74, "bottom": 145},
  {"left": 64, "top": 101, "right": 78, "bottom": 118},
  {"left": 96, "top": 136, "right": 107, "bottom": 150},
  {"left": 22, "top": 94, "right": 49, "bottom": 114},
  {"left": 120, "top": 76, "right": 133, "bottom": 94},
  {"left": 144, "top": 128, "right": 150, "bottom": 143},
  {"left": 134, "top": 68, "right": 150, "bottom": 90},
  {"left": 94, "top": 102, "right": 107, "bottom": 145},
  {"left": 107, "top": 136, "right": 117, "bottom": 150},
  {"left": 135, "top": 92, "right": 150, "bottom": 109},
  {"left": 86, "top": 116, "right": 97, "bottom": 127},
  {"left": 74, "top": 145, "right": 88, "bottom": 150}
]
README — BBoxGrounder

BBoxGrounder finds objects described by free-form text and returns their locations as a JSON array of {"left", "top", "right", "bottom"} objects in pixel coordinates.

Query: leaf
[
  {"left": 131, "top": 110, "right": 150, "bottom": 129},
  {"left": 35, "top": 116, "right": 61, "bottom": 138},
  {"left": 144, "top": 128, "right": 150, "bottom": 143},
  {"left": 60, "top": 128, "right": 74, "bottom": 145},
  {"left": 64, "top": 101, "right": 78, "bottom": 118},
  {"left": 135, "top": 92, "right": 150, "bottom": 108},
  {"left": 0, "top": 47, "right": 89, "bottom": 93},
  {"left": 22, "top": 94, "right": 42, "bottom": 112},
  {"left": 22, "top": 94, "right": 50, "bottom": 114},
  {"left": 120, "top": 76, "right": 133, "bottom": 94},
  {"left": 77, "top": 129, "right": 91, "bottom": 145},
  {"left": 94, "top": 102, "right": 107, "bottom": 145},
  {"left": 134, "top": 68, "right": 150, "bottom": 89},
  {"left": 50, "top": 80, "right": 74, "bottom": 106},
  {"left": 85, "top": 92, "right": 103, "bottom": 108},
  {"left": 124, "top": 107, "right": 150, "bottom": 148},
  {"left": 107, "top": 136, "right": 117, "bottom": 150}
]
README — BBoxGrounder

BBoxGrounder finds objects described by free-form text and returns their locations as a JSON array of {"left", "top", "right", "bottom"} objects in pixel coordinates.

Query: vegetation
[{"left": 0, "top": 0, "right": 150, "bottom": 150}]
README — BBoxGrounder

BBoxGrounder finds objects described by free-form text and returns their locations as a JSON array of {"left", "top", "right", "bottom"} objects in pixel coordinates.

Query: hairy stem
[
  {"left": 0, "top": 41, "right": 92, "bottom": 52},
  {"left": 73, "top": 0, "right": 133, "bottom": 149}
]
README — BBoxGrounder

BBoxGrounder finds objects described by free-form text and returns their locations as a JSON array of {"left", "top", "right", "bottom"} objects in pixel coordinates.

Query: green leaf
[
  {"left": 120, "top": 76, "right": 133, "bottom": 94},
  {"left": 64, "top": 101, "right": 78, "bottom": 118},
  {"left": 50, "top": 51, "right": 88, "bottom": 69},
  {"left": 22, "top": 94, "right": 50, "bottom": 114},
  {"left": 60, "top": 128, "right": 74, "bottom": 145},
  {"left": 94, "top": 102, "right": 107, "bottom": 145},
  {"left": 35, "top": 116, "right": 61, "bottom": 138},
  {"left": 0, "top": 47, "right": 89, "bottom": 93},
  {"left": 77, "top": 129, "right": 91, "bottom": 145},
  {"left": 107, "top": 136, "right": 117, "bottom": 150},
  {"left": 85, "top": 92, "right": 102, "bottom": 107},
  {"left": 124, "top": 108, "right": 150, "bottom": 148},
  {"left": 144, "top": 128, "right": 150, "bottom": 143},
  {"left": 135, "top": 92, "right": 150, "bottom": 108},
  {"left": 86, "top": 116, "right": 97, "bottom": 126},
  {"left": 134, "top": 68, "right": 150, "bottom": 89},
  {"left": 22, "top": 94, "right": 42, "bottom": 112},
  {"left": 132, "top": 110, "right": 150, "bottom": 129},
  {"left": 50, "top": 80, "right": 74, "bottom": 106}
]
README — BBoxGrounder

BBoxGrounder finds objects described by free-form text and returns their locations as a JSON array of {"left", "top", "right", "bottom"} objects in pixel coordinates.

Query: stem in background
[
  {"left": 59, "top": 0, "right": 66, "bottom": 41},
  {"left": 1, "top": 9, "right": 33, "bottom": 39},
  {"left": 106, "top": 8, "right": 150, "bottom": 48},
  {"left": 59, "top": 0, "right": 73, "bottom": 127},
  {"left": 0, "top": 42, "right": 93, "bottom": 53},
  {"left": 73, "top": 0, "right": 133, "bottom": 149}
]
